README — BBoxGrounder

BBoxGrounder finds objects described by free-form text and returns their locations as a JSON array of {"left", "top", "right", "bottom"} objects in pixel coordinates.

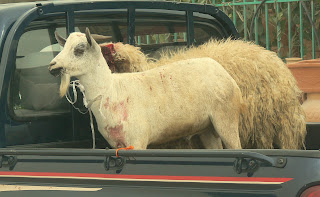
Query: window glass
[
  {"left": 74, "top": 11, "right": 127, "bottom": 43},
  {"left": 12, "top": 17, "right": 70, "bottom": 118},
  {"left": 6, "top": 16, "right": 85, "bottom": 148},
  {"left": 74, "top": 11, "right": 223, "bottom": 60}
]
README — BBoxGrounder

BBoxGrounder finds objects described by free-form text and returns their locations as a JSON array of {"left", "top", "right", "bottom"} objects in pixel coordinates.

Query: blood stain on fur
[
  {"left": 159, "top": 72, "right": 165, "bottom": 82},
  {"left": 106, "top": 124, "right": 125, "bottom": 144},
  {"left": 150, "top": 86, "right": 152, "bottom": 91},
  {"left": 112, "top": 101, "right": 128, "bottom": 121},
  {"left": 123, "top": 107, "right": 128, "bottom": 121},
  {"left": 104, "top": 97, "right": 110, "bottom": 109}
]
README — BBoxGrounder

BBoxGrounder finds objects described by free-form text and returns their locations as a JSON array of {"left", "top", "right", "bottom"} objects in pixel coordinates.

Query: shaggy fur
[
  {"left": 49, "top": 30, "right": 244, "bottom": 150},
  {"left": 112, "top": 43, "right": 149, "bottom": 72},
  {"left": 103, "top": 39, "right": 306, "bottom": 149}
]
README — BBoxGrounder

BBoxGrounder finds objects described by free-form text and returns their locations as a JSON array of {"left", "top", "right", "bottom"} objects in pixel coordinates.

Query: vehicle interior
[{"left": 6, "top": 10, "right": 228, "bottom": 149}]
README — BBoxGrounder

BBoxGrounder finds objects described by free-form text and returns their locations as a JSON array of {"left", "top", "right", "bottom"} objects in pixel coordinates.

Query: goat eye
[
  {"left": 74, "top": 43, "right": 86, "bottom": 56},
  {"left": 74, "top": 48, "right": 84, "bottom": 56}
]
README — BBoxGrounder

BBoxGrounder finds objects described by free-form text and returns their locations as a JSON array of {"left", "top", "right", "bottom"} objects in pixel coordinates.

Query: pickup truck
[{"left": 0, "top": 1, "right": 319, "bottom": 196}]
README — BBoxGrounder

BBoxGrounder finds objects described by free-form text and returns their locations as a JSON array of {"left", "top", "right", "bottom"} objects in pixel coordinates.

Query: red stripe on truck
[{"left": 0, "top": 171, "right": 293, "bottom": 184}]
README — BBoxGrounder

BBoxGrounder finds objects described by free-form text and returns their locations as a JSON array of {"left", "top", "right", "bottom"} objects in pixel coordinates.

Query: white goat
[{"left": 48, "top": 28, "right": 243, "bottom": 150}]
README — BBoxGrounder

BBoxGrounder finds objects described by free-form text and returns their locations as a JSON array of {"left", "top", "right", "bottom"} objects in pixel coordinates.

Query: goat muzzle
[{"left": 49, "top": 61, "right": 63, "bottom": 77}]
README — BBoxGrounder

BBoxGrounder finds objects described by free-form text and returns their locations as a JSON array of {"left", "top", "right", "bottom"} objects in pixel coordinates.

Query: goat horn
[
  {"left": 55, "top": 31, "right": 66, "bottom": 46},
  {"left": 85, "top": 27, "right": 92, "bottom": 46},
  {"left": 91, "top": 34, "right": 112, "bottom": 42}
]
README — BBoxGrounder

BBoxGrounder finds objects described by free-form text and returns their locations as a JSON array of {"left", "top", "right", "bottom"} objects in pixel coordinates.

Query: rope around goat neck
[{"left": 65, "top": 80, "right": 104, "bottom": 149}]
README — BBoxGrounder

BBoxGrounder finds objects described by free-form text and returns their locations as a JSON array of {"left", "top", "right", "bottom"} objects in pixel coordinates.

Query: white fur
[{"left": 49, "top": 31, "right": 243, "bottom": 150}]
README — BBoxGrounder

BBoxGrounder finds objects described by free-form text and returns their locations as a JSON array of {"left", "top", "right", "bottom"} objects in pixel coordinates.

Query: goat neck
[{"left": 77, "top": 56, "right": 113, "bottom": 104}]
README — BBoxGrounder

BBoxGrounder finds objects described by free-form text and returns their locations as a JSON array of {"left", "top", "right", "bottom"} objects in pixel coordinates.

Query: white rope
[
  {"left": 88, "top": 109, "right": 96, "bottom": 149},
  {"left": 65, "top": 80, "right": 96, "bottom": 149},
  {"left": 66, "top": 80, "right": 88, "bottom": 114}
]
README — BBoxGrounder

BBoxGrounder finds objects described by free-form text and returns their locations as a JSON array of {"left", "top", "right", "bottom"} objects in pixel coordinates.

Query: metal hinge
[
  {"left": 233, "top": 157, "right": 287, "bottom": 177},
  {"left": 0, "top": 155, "right": 18, "bottom": 171},
  {"left": 233, "top": 158, "right": 260, "bottom": 177},
  {"left": 104, "top": 156, "right": 126, "bottom": 174}
]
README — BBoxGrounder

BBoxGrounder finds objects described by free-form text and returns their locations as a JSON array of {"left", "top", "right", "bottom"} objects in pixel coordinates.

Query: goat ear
[
  {"left": 91, "top": 34, "right": 112, "bottom": 43},
  {"left": 55, "top": 31, "right": 66, "bottom": 46},
  {"left": 85, "top": 27, "right": 92, "bottom": 47}
]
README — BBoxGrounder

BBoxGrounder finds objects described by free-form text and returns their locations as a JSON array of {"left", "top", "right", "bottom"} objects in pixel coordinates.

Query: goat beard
[{"left": 59, "top": 74, "right": 71, "bottom": 97}]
